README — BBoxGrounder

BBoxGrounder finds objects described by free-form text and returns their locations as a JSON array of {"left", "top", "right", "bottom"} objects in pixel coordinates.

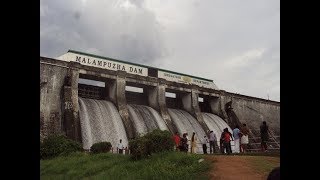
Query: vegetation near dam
[{"left": 40, "top": 131, "right": 279, "bottom": 179}]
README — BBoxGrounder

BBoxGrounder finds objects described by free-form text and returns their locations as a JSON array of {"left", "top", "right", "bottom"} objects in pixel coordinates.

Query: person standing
[
  {"left": 233, "top": 125, "right": 241, "bottom": 153},
  {"left": 117, "top": 139, "right": 124, "bottom": 154},
  {"left": 191, "top": 132, "right": 197, "bottom": 154},
  {"left": 240, "top": 123, "right": 249, "bottom": 153},
  {"left": 180, "top": 133, "right": 188, "bottom": 153},
  {"left": 223, "top": 128, "right": 233, "bottom": 154},
  {"left": 260, "top": 121, "right": 269, "bottom": 152},
  {"left": 220, "top": 130, "right": 225, "bottom": 154},
  {"left": 186, "top": 133, "right": 190, "bottom": 152},
  {"left": 202, "top": 135, "right": 209, "bottom": 154},
  {"left": 124, "top": 146, "right": 129, "bottom": 155},
  {"left": 209, "top": 130, "right": 217, "bottom": 154},
  {"left": 173, "top": 132, "right": 181, "bottom": 151}
]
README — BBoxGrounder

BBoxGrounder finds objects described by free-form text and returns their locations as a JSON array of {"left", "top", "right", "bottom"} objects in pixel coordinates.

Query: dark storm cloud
[{"left": 40, "top": 0, "right": 166, "bottom": 63}]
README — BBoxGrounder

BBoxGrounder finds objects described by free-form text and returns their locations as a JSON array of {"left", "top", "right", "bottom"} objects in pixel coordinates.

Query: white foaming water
[
  {"left": 202, "top": 113, "right": 235, "bottom": 151},
  {"left": 168, "top": 108, "right": 207, "bottom": 153},
  {"left": 128, "top": 104, "right": 168, "bottom": 136},
  {"left": 78, "top": 97, "right": 128, "bottom": 150}
]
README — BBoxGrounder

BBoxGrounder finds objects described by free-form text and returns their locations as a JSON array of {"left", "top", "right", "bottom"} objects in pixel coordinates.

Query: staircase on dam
[
  {"left": 247, "top": 129, "right": 280, "bottom": 152},
  {"left": 225, "top": 104, "right": 280, "bottom": 152}
]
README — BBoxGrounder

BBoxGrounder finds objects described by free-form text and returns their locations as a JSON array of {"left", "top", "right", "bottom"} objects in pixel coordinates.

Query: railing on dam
[{"left": 246, "top": 135, "right": 280, "bottom": 152}]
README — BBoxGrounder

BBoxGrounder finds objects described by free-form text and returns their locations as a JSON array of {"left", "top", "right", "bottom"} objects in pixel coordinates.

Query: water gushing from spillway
[
  {"left": 78, "top": 97, "right": 128, "bottom": 150},
  {"left": 168, "top": 108, "right": 207, "bottom": 153},
  {"left": 202, "top": 113, "right": 234, "bottom": 151},
  {"left": 78, "top": 97, "right": 235, "bottom": 153},
  {"left": 127, "top": 104, "right": 168, "bottom": 136}
]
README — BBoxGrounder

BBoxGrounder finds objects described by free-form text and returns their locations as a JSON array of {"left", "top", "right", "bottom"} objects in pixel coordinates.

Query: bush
[
  {"left": 90, "top": 142, "right": 112, "bottom": 154},
  {"left": 40, "top": 134, "right": 83, "bottom": 159},
  {"left": 144, "top": 129, "right": 174, "bottom": 153},
  {"left": 129, "top": 137, "right": 149, "bottom": 160},
  {"left": 129, "top": 129, "right": 174, "bottom": 160}
]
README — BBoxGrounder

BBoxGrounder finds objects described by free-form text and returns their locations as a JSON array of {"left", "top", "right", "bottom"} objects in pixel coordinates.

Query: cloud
[
  {"left": 223, "top": 48, "right": 266, "bottom": 68},
  {"left": 41, "top": 0, "right": 280, "bottom": 101},
  {"left": 40, "top": 0, "right": 167, "bottom": 63}
]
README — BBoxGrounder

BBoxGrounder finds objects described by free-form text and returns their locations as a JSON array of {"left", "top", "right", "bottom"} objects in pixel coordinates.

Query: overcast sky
[{"left": 41, "top": 0, "right": 280, "bottom": 101}]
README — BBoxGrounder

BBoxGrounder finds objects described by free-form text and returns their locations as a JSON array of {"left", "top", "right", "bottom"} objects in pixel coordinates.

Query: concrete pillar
[
  {"left": 147, "top": 81, "right": 177, "bottom": 134},
  {"left": 148, "top": 87, "right": 158, "bottom": 110},
  {"left": 219, "top": 91, "right": 230, "bottom": 123},
  {"left": 182, "top": 87, "right": 210, "bottom": 133},
  {"left": 108, "top": 71, "right": 135, "bottom": 139},
  {"left": 63, "top": 62, "right": 82, "bottom": 142},
  {"left": 209, "top": 97, "right": 221, "bottom": 115},
  {"left": 181, "top": 93, "right": 192, "bottom": 113}
]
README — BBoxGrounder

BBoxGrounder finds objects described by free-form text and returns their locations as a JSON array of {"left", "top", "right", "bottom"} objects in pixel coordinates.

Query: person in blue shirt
[{"left": 233, "top": 125, "right": 241, "bottom": 153}]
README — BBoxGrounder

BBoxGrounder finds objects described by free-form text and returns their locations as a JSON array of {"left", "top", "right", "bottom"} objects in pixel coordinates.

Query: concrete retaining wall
[{"left": 40, "top": 58, "right": 68, "bottom": 141}]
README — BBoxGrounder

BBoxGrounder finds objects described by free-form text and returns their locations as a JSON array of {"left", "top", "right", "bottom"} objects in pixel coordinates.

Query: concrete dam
[{"left": 40, "top": 50, "right": 280, "bottom": 153}]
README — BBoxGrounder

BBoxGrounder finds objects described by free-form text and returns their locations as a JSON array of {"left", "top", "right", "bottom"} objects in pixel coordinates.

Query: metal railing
[{"left": 246, "top": 130, "right": 280, "bottom": 152}]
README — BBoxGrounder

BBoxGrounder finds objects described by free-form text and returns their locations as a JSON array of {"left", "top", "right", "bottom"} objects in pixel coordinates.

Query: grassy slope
[{"left": 41, "top": 151, "right": 211, "bottom": 180}]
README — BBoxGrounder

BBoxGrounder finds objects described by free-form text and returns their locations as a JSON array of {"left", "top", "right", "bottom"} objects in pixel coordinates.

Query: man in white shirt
[
  {"left": 202, "top": 135, "right": 209, "bottom": 154},
  {"left": 209, "top": 131, "right": 217, "bottom": 154},
  {"left": 117, "top": 139, "right": 124, "bottom": 154}
]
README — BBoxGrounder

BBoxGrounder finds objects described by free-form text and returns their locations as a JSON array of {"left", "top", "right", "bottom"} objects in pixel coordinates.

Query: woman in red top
[
  {"left": 173, "top": 132, "right": 181, "bottom": 151},
  {"left": 223, "top": 128, "right": 233, "bottom": 154}
]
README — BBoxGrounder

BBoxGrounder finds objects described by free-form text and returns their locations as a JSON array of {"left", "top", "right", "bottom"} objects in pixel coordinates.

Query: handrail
[
  {"left": 249, "top": 136, "right": 280, "bottom": 139},
  {"left": 249, "top": 142, "right": 280, "bottom": 145},
  {"left": 247, "top": 148, "right": 280, "bottom": 151},
  {"left": 268, "top": 130, "right": 280, "bottom": 148}
]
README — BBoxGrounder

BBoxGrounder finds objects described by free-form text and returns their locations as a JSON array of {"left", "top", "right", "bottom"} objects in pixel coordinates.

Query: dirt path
[{"left": 206, "top": 155, "right": 280, "bottom": 180}]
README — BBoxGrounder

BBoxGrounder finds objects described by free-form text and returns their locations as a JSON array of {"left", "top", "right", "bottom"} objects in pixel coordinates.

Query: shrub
[
  {"left": 129, "top": 137, "right": 149, "bottom": 160},
  {"left": 90, "top": 142, "right": 112, "bottom": 154},
  {"left": 144, "top": 129, "right": 174, "bottom": 153},
  {"left": 129, "top": 129, "right": 174, "bottom": 160},
  {"left": 40, "top": 134, "right": 83, "bottom": 159}
]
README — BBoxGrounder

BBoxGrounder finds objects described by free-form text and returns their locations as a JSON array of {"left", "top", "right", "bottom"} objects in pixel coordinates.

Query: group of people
[
  {"left": 202, "top": 123, "right": 250, "bottom": 155},
  {"left": 118, "top": 121, "right": 269, "bottom": 155},
  {"left": 218, "top": 121, "right": 270, "bottom": 154},
  {"left": 172, "top": 121, "right": 270, "bottom": 154},
  {"left": 172, "top": 127, "right": 246, "bottom": 154},
  {"left": 116, "top": 139, "right": 129, "bottom": 154},
  {"left": 172, "top": 130, "right": 230, "bottom": 154},
  {"left": 173, "top": 132, "right": 199, "bottom": 153},
  {"left": 229, "top": 124, "right": 250, "bottom": 154}
]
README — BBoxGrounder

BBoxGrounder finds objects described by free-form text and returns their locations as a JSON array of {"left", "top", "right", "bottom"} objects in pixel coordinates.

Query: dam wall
[{"left": 40, "top": 50, "right": 280, "bottom": 152}]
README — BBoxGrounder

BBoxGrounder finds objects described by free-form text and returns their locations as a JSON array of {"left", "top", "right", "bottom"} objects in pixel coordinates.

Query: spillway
[
  {"left": 127, "top": 104, "right": 168, "bottom": 136},
  {"left": 78, "top": 97, "right": 128, "bottom": 150}
]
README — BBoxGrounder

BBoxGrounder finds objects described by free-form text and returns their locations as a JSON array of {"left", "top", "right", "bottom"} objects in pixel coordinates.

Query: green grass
[
  {"left": 246, "top": 156, "right": 280, "bottom": 175},
  {"left": 40, "top": 151, "right": 211, "bottom": 180}
]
